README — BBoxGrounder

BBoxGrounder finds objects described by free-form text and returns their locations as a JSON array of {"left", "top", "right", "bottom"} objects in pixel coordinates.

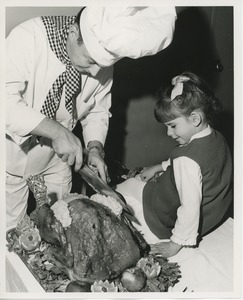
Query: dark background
[{"left": 104, "top": 6, "right": 234, "bottom": 165}]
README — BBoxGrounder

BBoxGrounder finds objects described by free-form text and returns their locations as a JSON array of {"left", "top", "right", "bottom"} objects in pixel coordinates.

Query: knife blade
[{"left": 78, "top": 164, "right": 132, "bottom": 215}]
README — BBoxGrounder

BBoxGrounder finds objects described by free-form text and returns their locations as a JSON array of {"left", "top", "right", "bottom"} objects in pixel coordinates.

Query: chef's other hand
[{"left": 87, "top": 141, "right": 109, "bottom": 183}]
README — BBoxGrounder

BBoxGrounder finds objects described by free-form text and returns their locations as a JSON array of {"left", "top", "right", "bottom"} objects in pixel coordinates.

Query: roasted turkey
[{"left": 27, "top": 174, "right": 147, "bottom": 283}]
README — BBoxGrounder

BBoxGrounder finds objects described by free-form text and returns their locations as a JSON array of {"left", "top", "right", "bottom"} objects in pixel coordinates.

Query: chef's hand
[
  {"left": 150, "top": 240, "right": 182, "bottom": 258},
  {"left": 52, "top": 128, "right": 83, "bottom": 172},
  {"left": 30, "top": 118, "right": 83, "bottom": 172},
  {"left": 86, "top": 141, "right": 109, "bottom": 183}
]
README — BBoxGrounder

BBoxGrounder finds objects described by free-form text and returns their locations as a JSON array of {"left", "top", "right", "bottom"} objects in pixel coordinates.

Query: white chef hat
[{"left": 80, "top": 6, "right": 177, "bottom": 67}]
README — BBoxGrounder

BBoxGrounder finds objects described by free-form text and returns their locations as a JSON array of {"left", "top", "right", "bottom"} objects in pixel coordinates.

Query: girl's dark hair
[{"left": 154, "top": 71, "right": 222, "bottom": 126}]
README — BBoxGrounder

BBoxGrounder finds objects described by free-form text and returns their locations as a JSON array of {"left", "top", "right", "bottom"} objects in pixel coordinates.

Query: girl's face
[{"left": 164, "top": 116, "right": 196, "bottom": 145}]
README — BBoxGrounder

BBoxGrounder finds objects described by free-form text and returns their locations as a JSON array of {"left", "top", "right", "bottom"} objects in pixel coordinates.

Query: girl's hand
[
  {"left": 140, "top": 164, "right": 163, "bottom": 182},
  {"left": 150, "top": 240, "right": 182, "bottom": 258}
]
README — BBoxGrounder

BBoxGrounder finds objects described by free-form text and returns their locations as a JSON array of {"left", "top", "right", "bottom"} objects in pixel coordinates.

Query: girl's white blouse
[{"left": 165, "top": 126, "right": 212, "bottom": 246}]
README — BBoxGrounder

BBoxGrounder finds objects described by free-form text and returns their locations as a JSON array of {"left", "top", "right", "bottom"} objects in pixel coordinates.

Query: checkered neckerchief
[{"left": 40, "top": 16, "right": 81, "bottom": 119}]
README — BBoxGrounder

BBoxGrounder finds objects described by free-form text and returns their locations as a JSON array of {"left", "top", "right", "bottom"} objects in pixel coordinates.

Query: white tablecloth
[
  {"left": 5, "top": 248, "right": 45, "bottom": 293},
  {"left": 169, "top": 217, "right": 234, "bottom": 293}
]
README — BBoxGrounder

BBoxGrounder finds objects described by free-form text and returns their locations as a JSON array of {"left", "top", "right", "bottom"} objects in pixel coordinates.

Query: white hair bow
[{"left": 171, "top": 75, "right": 190, "bottom": 101}]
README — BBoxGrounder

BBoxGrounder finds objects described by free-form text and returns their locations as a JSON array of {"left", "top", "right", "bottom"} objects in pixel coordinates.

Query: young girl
[{"left": 116, "top": 72, "right": 233, "bottom": 258}]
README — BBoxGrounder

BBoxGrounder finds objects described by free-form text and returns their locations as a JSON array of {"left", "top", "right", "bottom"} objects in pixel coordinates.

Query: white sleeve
[
  {"left": 161, "top": 158, "right": 171, "bottom": 171},
  {"left": 6, "top": 20, "right": 46, "bottom": 145},
  {"left": 170, "top": 156, "right": 202, "bottom": 246},
  {"left": 81, "top": 67, "right": 113, "bottom": 146}
]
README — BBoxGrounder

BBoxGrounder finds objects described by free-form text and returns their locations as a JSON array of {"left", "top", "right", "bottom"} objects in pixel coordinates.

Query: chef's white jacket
[{"left": 6, "top": 17, "right": 113, "bottom": 177}]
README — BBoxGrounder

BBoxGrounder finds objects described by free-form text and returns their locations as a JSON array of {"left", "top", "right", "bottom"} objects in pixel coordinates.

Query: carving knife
[{"left": 78, "top": 164, "right": 132, "bottom": 215}]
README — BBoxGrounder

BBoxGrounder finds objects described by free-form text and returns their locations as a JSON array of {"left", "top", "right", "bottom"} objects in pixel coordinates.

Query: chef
[{"left": 6, "top": 6, "right": 176, "bottom": 229}]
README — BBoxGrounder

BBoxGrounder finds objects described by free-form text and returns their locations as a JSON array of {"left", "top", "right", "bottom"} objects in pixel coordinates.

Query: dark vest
[{"left": 143, "top": 129, "right": 233, "bottom": 239}]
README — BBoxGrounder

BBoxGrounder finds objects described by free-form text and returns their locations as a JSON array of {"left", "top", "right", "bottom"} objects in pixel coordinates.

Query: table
[{"left": 5, "top": 218, "right": 236, "bottom": 295}]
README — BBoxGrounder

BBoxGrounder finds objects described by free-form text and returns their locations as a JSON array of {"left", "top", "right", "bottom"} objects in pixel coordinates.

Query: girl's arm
[
  {"left": 171, "top": 156, "right": 202, "bottom": 245},
  {"left": 150, "top": 156, "right": 202, "bottom": 257},
  {"left": 140, "top": 158, "right": 171, "bottom": 182},
  {"left": 140, "top": 164, "right": 163, "bottom": 181}
]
